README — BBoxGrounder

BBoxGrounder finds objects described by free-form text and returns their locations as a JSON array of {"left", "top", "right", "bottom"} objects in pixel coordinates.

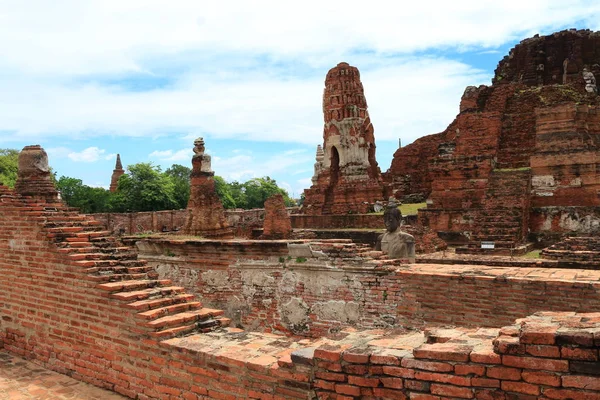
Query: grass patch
[
  {"left": 401, "top": 202, "right": 427, "bottom": 216},
  {"left": 371, "top": 202, "right": 427, "bottom": 216},
  {"left": 522, "top": 249, "right": 542, "bottom": 259}
]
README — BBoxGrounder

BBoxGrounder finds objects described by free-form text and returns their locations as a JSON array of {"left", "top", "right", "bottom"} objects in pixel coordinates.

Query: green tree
[
  {"left": 242, "top": 177, "right": 294, "bottom": 209},
  {"left": 117, "top": 163, "right": 178, "bottom": 211},
  {"left": 214, "top": 176, "right": 236, "bottom": 209},
  {"left": 0, "top": 149, "right": 19, "bottom": 188},
  {"left": 164, "top": 164, "right": 191, "bottom": 209},
  {"left": 56, "top": 176, "right": 112, "bottom": 213}
]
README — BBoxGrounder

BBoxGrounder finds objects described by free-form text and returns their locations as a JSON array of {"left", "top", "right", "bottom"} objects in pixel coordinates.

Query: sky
[{"left": 1, "top": 1, "right": 600, "bottom": 198}]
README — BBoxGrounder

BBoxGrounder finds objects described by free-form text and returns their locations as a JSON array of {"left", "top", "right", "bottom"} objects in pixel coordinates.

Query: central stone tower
[{"left": 303, "top": 62, "right": 383, "bottom": 214}]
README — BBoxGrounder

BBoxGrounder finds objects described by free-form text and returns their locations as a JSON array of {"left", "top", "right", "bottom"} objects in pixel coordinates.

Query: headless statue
[{"left": 375, "top": 200, "right": 415, "bottom": 262}]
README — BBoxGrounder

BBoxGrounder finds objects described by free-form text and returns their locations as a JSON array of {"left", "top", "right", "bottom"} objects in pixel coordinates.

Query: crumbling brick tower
[
  {"left": 303, "top": 62, "right": 384, "bottom": 214},
  {"left": 183, "top": 138, "right": 233, "bottom": 238},
  {"left": 386, "top": 29, "right": 600, "bottom": 251},
  {"left": 109, "top": 154, "right": 125, "bottom": 193}
]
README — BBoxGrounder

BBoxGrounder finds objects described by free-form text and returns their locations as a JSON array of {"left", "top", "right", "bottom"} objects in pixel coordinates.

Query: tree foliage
[
  {"left": 0, "top": 149, "right": 19, "bottom": 188},
  {"left": 3, "top": 150, "right": 294, "bottom": 213},
  {"left": 114, "top": 163, "right": 178, "bottom": 212}
]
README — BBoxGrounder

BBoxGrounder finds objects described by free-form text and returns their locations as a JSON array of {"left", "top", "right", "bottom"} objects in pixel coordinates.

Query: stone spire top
[
  {"left": 115, "top": 154, "right": 123, "bottom": 170},
  {"left": 109, "top": 154, "right": 125, "bottom": 193}
]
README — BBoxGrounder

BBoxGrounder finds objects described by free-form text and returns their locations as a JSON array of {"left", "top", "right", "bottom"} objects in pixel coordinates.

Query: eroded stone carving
[
  {"left": 14, "top": 145, "right": 59, "bottom": 201},
  {"left": 375, "top": 199, "right": 415, "bottom": 262},
  {"left": 583, "top": 68, "right": 597, "bottom": 94}
]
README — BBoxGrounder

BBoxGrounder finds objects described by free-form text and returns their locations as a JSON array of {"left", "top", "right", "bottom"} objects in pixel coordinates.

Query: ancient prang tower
[
  {"left": 303, "top": 62, "right": 383, "bottom": 214},
  {"left": 109, "top": 154, "right": 125, "bottom": 193},
  {"left": 183, "top": 138, "right": 233, "bottom": 238}
]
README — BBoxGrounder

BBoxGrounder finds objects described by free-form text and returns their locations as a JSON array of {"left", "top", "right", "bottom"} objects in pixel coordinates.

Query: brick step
[
  {"left": 92, "top": 259, "right": 148, "bottom": 268},
  {"left": 68, "top": 251, "right": 138, "bottom": 261},
  {"left": 471, "top": 235, "right": 520, "bottom": 242},
  {"left": 149, "top": 317, "right": 223, "bottom": 339},
  {"left": 126, "top": 294, "right": 196, "bottom": 311},
  {"left": 97, "top": 279, "right": 170, "bottom": 293},
  {"left": 146, "top": 308, "right": 224, "bottom": 330},
  {"left": 88, "top": 272, "right": 149, "bottom": 283},
  {"left": 467, "top": 241, "right": 519, "bottom": 249},
  {"left": 137, "top": 301, "right": 202, "bottom": 320},
  {"left": 85, "top": 265, "right": 154, "bottom": 275},
  {"left": 110, "top": 286, "right": 186, "bottom": 302}
]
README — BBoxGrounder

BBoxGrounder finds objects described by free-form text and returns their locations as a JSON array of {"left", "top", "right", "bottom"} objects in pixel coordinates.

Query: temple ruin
[
  {"left": 109, "top": 154, "right": 125, "bottom": 193},
  {"left": 3, "top": 29, "right": 600, "bottom": 400},
  {"left": 303, "top": 62, "right": 384, "bottom": 215}
]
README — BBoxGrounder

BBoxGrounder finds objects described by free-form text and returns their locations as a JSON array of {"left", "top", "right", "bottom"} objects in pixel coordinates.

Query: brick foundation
[{"left": 3, "top": 185, "right": 600, "bottom": 399}]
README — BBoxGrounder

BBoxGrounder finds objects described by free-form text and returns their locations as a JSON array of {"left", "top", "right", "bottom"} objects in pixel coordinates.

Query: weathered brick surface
[
  {"left": 386, "top": 30, "right": 600, "bottom": 248},
  {"left": 262, "top": 194, "right": 292, "bottom": 239}
]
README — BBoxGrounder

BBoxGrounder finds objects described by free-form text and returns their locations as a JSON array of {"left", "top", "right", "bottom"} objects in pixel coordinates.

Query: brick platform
[{"left": 0, "top": 350, "right": 125, "bottom": 399}]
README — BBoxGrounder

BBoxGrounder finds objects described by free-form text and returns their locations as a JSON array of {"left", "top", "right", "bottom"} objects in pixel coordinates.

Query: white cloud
[
  {"left": 67, "top": 147, "right": 107, "bottom": 162},
  {"left": 149, "top": 149, "right": 191, "bottom": 161},
  {"left": 0, "top": 1, "right": 599, "bottom": 150}
]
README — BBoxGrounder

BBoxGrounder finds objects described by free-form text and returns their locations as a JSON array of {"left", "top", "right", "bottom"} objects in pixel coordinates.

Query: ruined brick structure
[
  {"left": 386, "top": 29, "right": 600, "bottom": 250},
  {"left": 14, "top": 145, "right": 59, "bottom": 202},
  {"left": 262, "top": 193, "right": 292, "bottom": 239},
  {"left": 4, "top": 144, "right": 600, "bottom": 399},
  {"left": 183, "top": 138, "right": 233, "bottom": 238},
  {"left": 303, "top": 62, "right": 384, "bottom": 214},
  {"left": 109, "top": 154, "right": 125, "bottom": 193}
]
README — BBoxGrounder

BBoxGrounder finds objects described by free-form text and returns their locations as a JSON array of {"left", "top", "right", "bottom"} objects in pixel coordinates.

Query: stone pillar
[
  {"left": 109, "top": 154, "right": 125, "bottom": 192},
  {"left": 14, "top": 145, "right": 59, "bottom": 202},
  {"left": 183, "top": 138, "right": 233, "bottom": 239},
  {"left": 262, "top": 193, "right": 292, "bottom": 239}
]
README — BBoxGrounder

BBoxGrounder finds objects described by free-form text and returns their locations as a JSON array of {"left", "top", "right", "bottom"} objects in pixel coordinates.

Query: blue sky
[{"left": 1, "top": 1, "right": 600, "bottom": 198}]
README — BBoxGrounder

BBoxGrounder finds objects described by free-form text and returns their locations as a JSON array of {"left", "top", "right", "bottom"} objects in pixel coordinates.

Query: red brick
[
  {"left": 562, "top": 375, "right": 600, "bottom": 391},
  {"left": 521, "top": 371, "right": 560, "bottom": 387},
  {"left": 404, "top": 380, "right": 430, "bottom": 392},
  {"left": 342, "top": 352, "right": 369, "bottom": 364},
  {"left": 315, "top": 348, "right": 342, "bottom": 362},
  {"left": 502, "top": 355, "right": 569, "bottom": 372},
  {"left": 315, "top": 371, "right": 346, "bottom": 382},
  {"left": 471, "top": 378, "right": 500, "bottom": 388},
  {"left": 408, "top": 395, "right": 440, "bottom": 400},
  {"left": 335, "top": 384, "right": 360, "bottom": 396},
  {"left": 543, "top": 388, "right": 600, "bottom": 400},
  {"left": 314, "top": 379, "right": 336, "bottom": 391},
  {"left": 414, "top": 371, "right": 471, "bottom": 386},
  {"left": 470, "top": 349, "right": 501, "bottom": 364},
  {"left": 347, "top": 376, "right": 380, "bottom": 387},
  {"left": 401, "top": 358, "right": 453, "bottom": 372},
  {"left": 414, "top": 343, "right": 471, "bottom": 362},
  {"left": 525, "top": 345, "right": 560, "bottom": 358},
  {"left": 430, "top": 383, "right": 474, "bottom": 399},
  {"left": 381, "top": 377, "right": 403, "bottom": 389},
  {"left": 454, "top": 364, "right": 485, "bottom": 376},
  {"left": 501, "top": 381, "right": 540, "bottom": 396},
  {"left": 382, "top": 366, "right": 415, "bottom": 379},
  {"left": 342, "top": 364, "right": 367, "bottom": 375},
  {"left": 370, "top": 354, "right": 401, "bottom": 365},
  {"left": 486, "top": 366, "right": 521, "bottom": 381},
  {"left": 560, "top": 347, "right": 599, "bottom": 361},
  {"left": 519, "top": 324, "right": 558, "bottom": 345},
  {"left": 372, "top": 388, "right": 407, "bottom": 399}
]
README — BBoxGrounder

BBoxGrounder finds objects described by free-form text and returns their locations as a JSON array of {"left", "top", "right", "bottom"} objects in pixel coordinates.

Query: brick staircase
[
  {"left": 4, "top": 187, "right": 228, "bottom": 340},
  {"left": 542, "top": 236, "right": 600, "bottom": 264},
  {"left": 462, "top": 169, "right": 532, "bottom": 254}
]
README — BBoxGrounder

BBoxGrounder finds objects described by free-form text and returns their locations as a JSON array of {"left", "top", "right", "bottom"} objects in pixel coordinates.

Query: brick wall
[
  {"left": 4, "top": 185, "right": 600, "bottom": 400},
  {"left": 139, "top": 238, "right": 600, "bottom": 336},
  {"left": 291, "top": 214, "right": 383, "bottom": 229}
]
